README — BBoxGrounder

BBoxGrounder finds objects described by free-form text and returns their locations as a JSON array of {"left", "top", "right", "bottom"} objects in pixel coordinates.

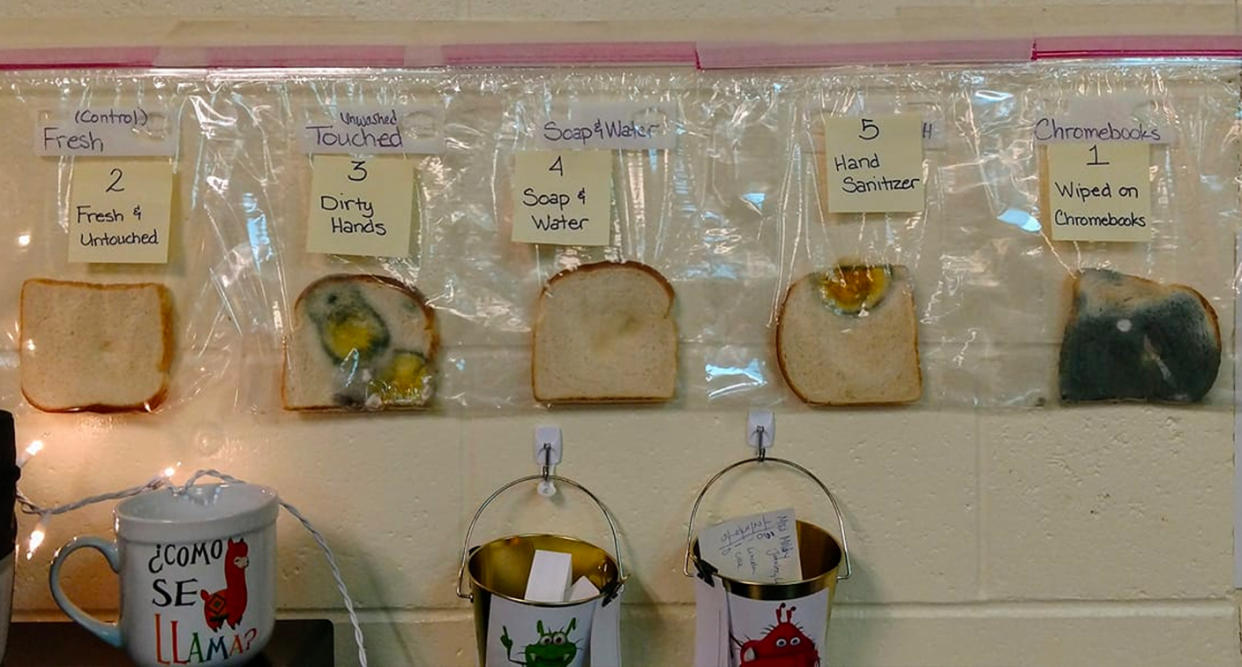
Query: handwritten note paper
[
  {"left": 1044, "top": 142, "right": 1151, "bottom": 243},
  {"left": 306, "top": 155, "right": 416, "bottom": 257},
  {"left": 511, "top": 150, "right": 612, "bottom": 246},
  {"left": 823, "top": 114, "right": 925, "bottom": 213},
  {"left": 698, "top": 508, "right": 802, "bottom": 584},
  {"left": 68, "top": 158, "right": 173, "bottom": 264}
]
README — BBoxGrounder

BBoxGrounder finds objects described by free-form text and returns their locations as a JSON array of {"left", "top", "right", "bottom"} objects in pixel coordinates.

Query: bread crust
[
  {"left": 19, "top": 278, "right": 175, "bottom": 413},
  {"left": 531, "top": 260, "right": 678, "bottom": 404},
  {"left": 775, "top": 267, "right": 922, "bottom": 407},
  {"left": 281, "top": 273, "right": 438, "bottom": 412}
]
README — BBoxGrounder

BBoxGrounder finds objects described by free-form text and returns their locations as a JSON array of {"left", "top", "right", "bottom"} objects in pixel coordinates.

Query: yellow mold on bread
[
  {"left": 817, "top": 264, "right": 892, "bottom": 315},
  {"left": 370, "top": 350, "right": 433, "bottom": 406}
]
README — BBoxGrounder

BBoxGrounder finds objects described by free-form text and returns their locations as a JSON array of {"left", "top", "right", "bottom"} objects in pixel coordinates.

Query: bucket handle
[
  {"left": 456, "top": 473, "right": 627, "bottom": 601},
  {"left": 682, "top": 456, "right": 852, "bottom": 581}
]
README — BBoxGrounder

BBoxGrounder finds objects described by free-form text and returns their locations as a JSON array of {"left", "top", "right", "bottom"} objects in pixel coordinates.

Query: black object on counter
[
  {"left": 0, "top": 411, "right": 17, "bottom": 559},
  {"left": 3, "top": 620, "right": 334, "bottom": 666}
]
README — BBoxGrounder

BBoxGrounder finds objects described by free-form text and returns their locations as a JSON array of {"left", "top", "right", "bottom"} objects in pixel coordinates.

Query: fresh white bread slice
[
  {"left": 532, "top": 261, "right": 677, "bottom": 403},
  {"left": 283, "top": 274, "right": 437, "bottom": 411},
  {"left": 777, "top": 265, "right": 921, "bottom": 405},
  {"left": 20, "top": 279, "right": 174, "bottom": 412}
]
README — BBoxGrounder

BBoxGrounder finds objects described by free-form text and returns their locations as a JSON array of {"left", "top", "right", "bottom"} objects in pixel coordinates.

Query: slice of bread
[
  {"left": 532, "top": 261, "right": 677, "bottom": 403},
  {"left": 1060, "top": 268, "right": 1220, "bottom": 403},
  {"left": 283, "top": 274, "right": 437, "bottom": 411},
  {"left": 20, "top": 279, "right": 174, "bottom": 412},
  {"left": 777, "top": 265, "right": 921, "bottom": 405}
]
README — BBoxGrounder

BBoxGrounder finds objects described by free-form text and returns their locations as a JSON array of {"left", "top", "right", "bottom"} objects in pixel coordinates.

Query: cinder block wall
[{"left": 2, "top": 4, "right": 1239, "bottom": 667}]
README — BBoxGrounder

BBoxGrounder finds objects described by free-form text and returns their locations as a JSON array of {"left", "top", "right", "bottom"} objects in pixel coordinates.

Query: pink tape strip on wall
[
  {"left": 694, "top": 39, "right": 1034, "bottom": 68},
  {"left": 200, "top": 45, "right": 409, "bottom": 68},
  {"left": 0, "top": 36, "right": 1238, "bottom": 69},
  {"left": 1034, "top": 35, "right": 1242, "bottom": 58},
  {"left": 441, "top": 41, "right": 699, "bottom": 66},
  {"left": 0, "top": 46, "right": 159, "bottom": 70}
]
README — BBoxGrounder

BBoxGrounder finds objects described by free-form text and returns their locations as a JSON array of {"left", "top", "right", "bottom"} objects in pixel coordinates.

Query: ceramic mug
[{"left": 50, "top": 483, "right": 278, "bottom": 667}]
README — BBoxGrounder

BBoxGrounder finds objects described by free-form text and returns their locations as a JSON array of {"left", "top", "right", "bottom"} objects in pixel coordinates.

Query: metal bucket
[
  {"left": 457, "top": 474, "right": 625, "bottom": 667},
  {"left": 684, "top": 455, "right": 852, "bottom": 667}
]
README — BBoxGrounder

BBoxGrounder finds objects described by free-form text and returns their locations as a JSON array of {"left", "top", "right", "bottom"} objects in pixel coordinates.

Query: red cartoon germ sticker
[{"left": 734, "top": 603, "right": 820, "bottom": 667}]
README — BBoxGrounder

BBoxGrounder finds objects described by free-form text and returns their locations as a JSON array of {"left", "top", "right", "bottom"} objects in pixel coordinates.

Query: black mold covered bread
[{"left": 1059, "top": 269, "right": 1220, "bottom": 403}]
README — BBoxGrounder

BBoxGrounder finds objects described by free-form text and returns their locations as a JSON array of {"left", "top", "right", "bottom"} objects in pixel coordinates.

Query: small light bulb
[
  {"left": 23, "top": 340, "right": 35, "bottom": 352},
  {"left": 19, "top": 440, "right": 44, "bottom": 467},
  {"left": 26, "top": 527, "right": 45, "bottom": 560},
  {"left": 163, "top": 467, "right": 176, "bottom": 479},
  {"left": 16, "top": 233, "right": 30, "bottom": 248}
]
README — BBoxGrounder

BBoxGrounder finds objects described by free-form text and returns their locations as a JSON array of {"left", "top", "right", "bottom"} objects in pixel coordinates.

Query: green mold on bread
[
  {"left": 283, "top": 275, "right": 438, "bottom": 411},
  {"left": 1059, "top": 269, "right": 1220, "bottom": 404}
]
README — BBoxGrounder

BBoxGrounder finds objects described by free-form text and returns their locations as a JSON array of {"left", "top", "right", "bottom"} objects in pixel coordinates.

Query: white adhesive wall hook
[
  {"left": 747, "top": 409, "right": 775, "bottom": 461},
  {"left": 535, "top": 425, "right": 563, "bottom": 497}
]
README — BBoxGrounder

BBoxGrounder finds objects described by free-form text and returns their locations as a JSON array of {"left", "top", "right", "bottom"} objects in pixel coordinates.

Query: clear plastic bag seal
[{"left": 0, "top": 68, "right": 236, "bottom": 414}]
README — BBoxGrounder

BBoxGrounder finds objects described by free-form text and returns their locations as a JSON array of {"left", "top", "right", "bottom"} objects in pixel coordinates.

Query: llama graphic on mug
[{"left": 200, "top": 539, "right": 250, "bottom": 632}]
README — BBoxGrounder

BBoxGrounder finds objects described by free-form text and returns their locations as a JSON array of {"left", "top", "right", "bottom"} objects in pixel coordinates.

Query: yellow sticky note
[
  {"left": 823, "top": 114, "right": 925, "bottom": 213},
  {"left": 67, "top": 158, "right": 173, "bottom": 264},
  {"left": 307, "top": 155, "right": 416, "bottom": 257},
  {"left": 511, "top": 150, "right": 612, "bottom": 246},
  {"left": 1044, "top": 142, "right": 1151, "bottom": 243}
]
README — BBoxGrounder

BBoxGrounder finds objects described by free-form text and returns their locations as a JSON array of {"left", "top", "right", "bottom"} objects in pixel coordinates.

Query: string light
[
  {"left": 17, "top": 466, "right": 172, "bottom": 559},
  {"left": 18, "top": 440, "right": 43, "bottom": 467},
  {"left": 25, "top": 517, "right": 47, "bottom": 560}
]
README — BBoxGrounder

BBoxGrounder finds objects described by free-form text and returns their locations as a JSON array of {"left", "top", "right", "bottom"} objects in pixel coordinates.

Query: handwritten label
[
  {"left": 1044, "top": 142, "right": 1151, "bottom": 243},
  {"left": 698, "top": 508, "right": 802, "bottom": 584},
  {"left": 68, "top": 159, "right": 173, "bottom": 264},
  {"left": 823, "top": 114, "right": 925, "bottom": 213},
  {"left": 300, "top": 105, "right": 443, "bottom": 155},
  {"left": 37, "top": 107, "right": 177, "bottom": 156},
  {"left": 306, "top": 155, "right": 416, "bottom": 257},
  {"left": 511, "top": 150, "right": 612, "bottom": 246},
  {"left": 1036, "top": 95, "right": 1167, "bottom": 144},
  {"left": 538, "top": 101, "right": 676, "bottom": 151},
  {"left": 921, "top": 119, "right": 947, "bottom": 150}
]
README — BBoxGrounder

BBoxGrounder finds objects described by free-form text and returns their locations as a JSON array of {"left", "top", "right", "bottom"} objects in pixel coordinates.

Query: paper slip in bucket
[
  {"left": 457, "top": 473, "right": 626, "bottom": 667},
  {"left": 684, "top": 456, "right": 852, "bottom": 667}
]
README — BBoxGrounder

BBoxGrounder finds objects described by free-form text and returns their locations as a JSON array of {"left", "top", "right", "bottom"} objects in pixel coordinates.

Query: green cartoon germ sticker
[{"left": 499, "top": 618, "right": 579, "bottom": 667}]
